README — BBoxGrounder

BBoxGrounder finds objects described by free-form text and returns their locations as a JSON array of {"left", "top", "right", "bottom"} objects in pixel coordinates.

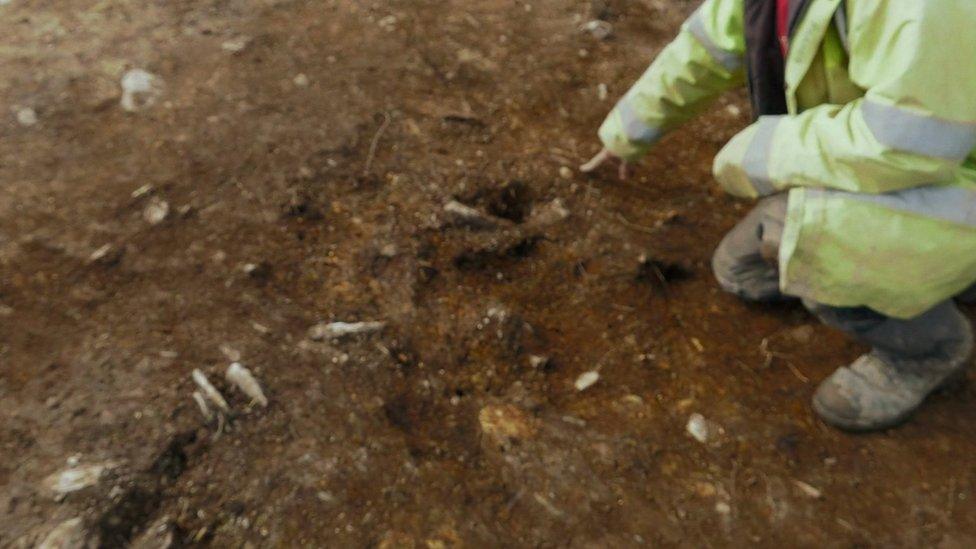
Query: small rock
[
  {"left": 120, "top": 69, "right": 164, "bottom": 112},
  {"left": 219, "top": 344, "right": 242, "bottom": 362},
  {"left": 528, "top": 355, "right": 550, "bottom": 369},
  {"left": 686, "top": 413, "right": 710, "bottom": 443},
  {"left": 443, "top": 200, "right": 504, "bottom": 230},
  {"left": 43, "top": 462, "right": 117, "bottom": 496},
  {"left": 131, "top": 183, "right": 154, "bottom": 198},
  {"left": 221, "top": 36, "right": 251, "bottom": 53},
  {"left": 293, "top": 73, "right": 310, "bottom": 87},
  {"left": 580, "top": 20, "right": 613, "bottom": 40},
  {"left": 143, "top": 198, "right": 170, "bottom": 225},
  {"left": 715, "top": 501, "right": 732, "bottom": 515},
  {"left": 309, "top": 321, "right": 386, "bottom": 340},
  {"left": 192, "top": 391, "right": 213, "bottom": 421},
  {"left": 87, "top": 244, "right": 123, "bottom": 266},
  {"left": 192, "top": 369, "right": 230, "bottom": 412},
  {"left": 574, "top": 370, "right": 600, "bottom": 391},
  {"left": 37, "top": 518, "right": 88, "bottom": 549},
  {"left": 559, "top": 166, "right": 573, "bottom": 180},
  {"left": 792, "top": 479, "right": 823, "bottom": 499},
  {"left": 225, "top": 362, "right": 268, "bottom": 407},
  {"left": 15, "top": 106, "right": 37, "bottom": 126},
  {"left": 597, "top": 83, "right": 608, "bottom": 101}
]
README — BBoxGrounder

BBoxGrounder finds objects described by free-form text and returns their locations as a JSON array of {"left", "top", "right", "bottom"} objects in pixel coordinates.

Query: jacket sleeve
[
  {"left": 714, "top": 1, "right": 976, "bottom": 198},
  {"left": 599, "top": 0, "right": 747, "bottom": 161}
]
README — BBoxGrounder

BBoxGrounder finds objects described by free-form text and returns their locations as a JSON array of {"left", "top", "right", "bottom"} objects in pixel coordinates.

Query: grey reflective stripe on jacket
[
  {"left": 617, "top": 98, "right": 662, "bottom": 144},
  {"left": 743, "top": 115, "right": 784, "bottom": 196},
  {"left": 862, "top": 100, "right": 976, "bottom": 161},
  {"left": 806, "top": 185, "right": 976, "bottom": 228},
  {"left": 686, "top": 10, "right": 743, "bottom": 73}
]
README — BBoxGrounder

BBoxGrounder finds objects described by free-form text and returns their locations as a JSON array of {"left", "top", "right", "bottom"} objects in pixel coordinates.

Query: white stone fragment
[
  {"left": 221, "top": 36, "right": 251, "bottom": 53},
  {"left": 597, "top": 83, "right": 608, "bottom": 101},
  {"left": 16, "top": 107, "right": 37, "bottom": 126},
  {"left": 580, "top": 20, "right": 613, "bottom": 40},
  {"left": 143, "top": 198, "right": 170, "bottom": 225},
  {"left": 293, "top": 73, "right": 310, "bottom": 87},
  {"left": 443, "top": 200, "right": 502, "bottom": 229},
  {"left": 309, "top": 321, "right": 386, "bottom": 340},
  {"left": 574, "top": 370, "right": 600, "bottom": 391},
  {"left": 192, "top": 369, "right": 229, "bottom": 412},
  {"left": 37, "top": 518, "right": 87, "bottom": 549},
  {"left": 43, "top": 462, "right": 117, "bottom": 496},
  {"left": 792, "top": 479, "right": 823, "bottom": 499},
  {"left": 120, "top": 69, "right": 164, "bottom": 112},
  {"left": 686, "top": 413, "right": 709, "bottom": 443},
  {"left": 225, "top": 362, "right": 268, "bottom": 407},
  {"left": 192, "top": 391, "right": 212, "bottom": 421},
  {"left": 131, "top": 183, "right": 154, "bottom": 198}
]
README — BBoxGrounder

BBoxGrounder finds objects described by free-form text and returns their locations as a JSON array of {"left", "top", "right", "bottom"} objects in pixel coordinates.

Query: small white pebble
[
  {"left": 293, "top": 73, "right": 310, "bottom": 87},
  {"left": 16, "top": 107, "right": 37, "bottom": 126},
  {"left": 559, "top": 166, "right": 573, "bottom": 180},
  {"left": 686, "top": 413, "right": 709, "bottom": 443},
  {"left": 575, "top": 370, "right": 600, "bottom": 391}
]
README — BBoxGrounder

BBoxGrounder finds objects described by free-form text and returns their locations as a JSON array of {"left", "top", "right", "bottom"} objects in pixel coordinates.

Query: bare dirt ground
[{"left": 3, "top": 0, "right": 976, "bottom": 547}]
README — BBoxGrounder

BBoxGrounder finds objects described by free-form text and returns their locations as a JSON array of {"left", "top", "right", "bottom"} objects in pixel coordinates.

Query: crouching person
[{"left": 582, "top": 0, "right": 976, "bottom": 431}]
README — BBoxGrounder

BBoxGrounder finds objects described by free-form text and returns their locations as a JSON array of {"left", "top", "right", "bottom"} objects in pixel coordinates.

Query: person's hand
[{"left": 580, "top": 148, "right": 628, "bottom": 180}]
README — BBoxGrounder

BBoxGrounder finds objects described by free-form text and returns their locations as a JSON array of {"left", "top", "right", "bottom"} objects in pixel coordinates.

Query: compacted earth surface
[{"left": 3, "top": 0, "right": 976, "bottom": 547}]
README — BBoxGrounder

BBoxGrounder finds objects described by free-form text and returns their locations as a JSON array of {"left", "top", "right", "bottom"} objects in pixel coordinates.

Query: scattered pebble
[
  {"left": 293, "top": 73, "right": 310, "bottom": 87},
  {"left": 308, "top": 321, "right": 386, "bottom": 340},
  {"left": 686, "top": 413, "right": 710, "bottom": 443},
  {"left": 559, "top": 166, "right": 573, "bottom": 180},
  {"left": 87, "top": 244, "right": 119, "bottom": 265},
  {"left": 37, "top": 518, "right": 87, "bottom": 549},
  {"left": 528, "top": 355, "right": 550, "bottom": 369},
  {"left": 580, "top": 20, "right": 613, "bottom": 40},
  {"left": 443, "top": 200, "right": 504, "bottom": 229},
  {"left": 192, "top": 369, "right": 230, "bottom": 412},
  {"left": 120, "top": 69, "right": 164, "bottom": 112},
  {"left": 219, "top": 344, "right": 242, "bottom": 362},
  {"left": 131, "top": 183, "right": 154, "bottom": 199},
  {"left": 43, "top": 462, "right": 117, "bottom": 496},
  {"left": 597, "top": 83, "right": 608, "bottom": 101},
  {"left": 725, "top": 104, "right": 743, "bottom": 117},
  {"left": 574, "top": 370, "right": 600, "bottom": 391},
  {"left": 15, "top": 106, "right": 37, "bottom": 126},
  {"left": 143, "top": 198, "right": 170, "bottom": 225},
  {"left": 221, "top": 36, "right": 251, "bottom": 53},
  {"left": 715, "top": 501, "right": 732, "bottom": 515},
  {"left": 792, "top": 479, "right": 823, "bottom": 499},
  {"left": 192, "top": 391, "right": 213, "bottom": 421},
  {"left": 225, "top": 362, "right": 268, "bottom": 407}
]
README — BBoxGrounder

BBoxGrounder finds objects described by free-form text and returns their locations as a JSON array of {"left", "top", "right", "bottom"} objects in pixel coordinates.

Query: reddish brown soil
[{"left": 3, "top": 0, "right": 976, "bottom": 547}]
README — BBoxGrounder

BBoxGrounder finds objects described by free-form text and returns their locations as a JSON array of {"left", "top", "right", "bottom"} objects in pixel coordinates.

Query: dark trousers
[{"left": 712, "top": 194, "right": 972, "bottom": 361}]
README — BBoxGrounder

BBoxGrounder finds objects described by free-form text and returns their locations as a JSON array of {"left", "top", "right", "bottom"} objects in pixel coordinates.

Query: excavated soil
[{"left": 3, "top": 0, "right": 976, "bottom": 547}]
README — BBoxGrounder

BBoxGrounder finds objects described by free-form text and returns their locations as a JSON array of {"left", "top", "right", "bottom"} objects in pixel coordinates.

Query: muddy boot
[
  {"left": 712, "top": 194, "right": 789, "bottom": 301},
  {"left": 808, "top": 301, "right": 973, "bottom": 431}
]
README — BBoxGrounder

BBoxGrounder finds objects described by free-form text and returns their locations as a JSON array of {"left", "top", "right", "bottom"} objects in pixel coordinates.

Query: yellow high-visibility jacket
[{"left": 600, "top": 0, "right": 976, "bottom": 318}]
